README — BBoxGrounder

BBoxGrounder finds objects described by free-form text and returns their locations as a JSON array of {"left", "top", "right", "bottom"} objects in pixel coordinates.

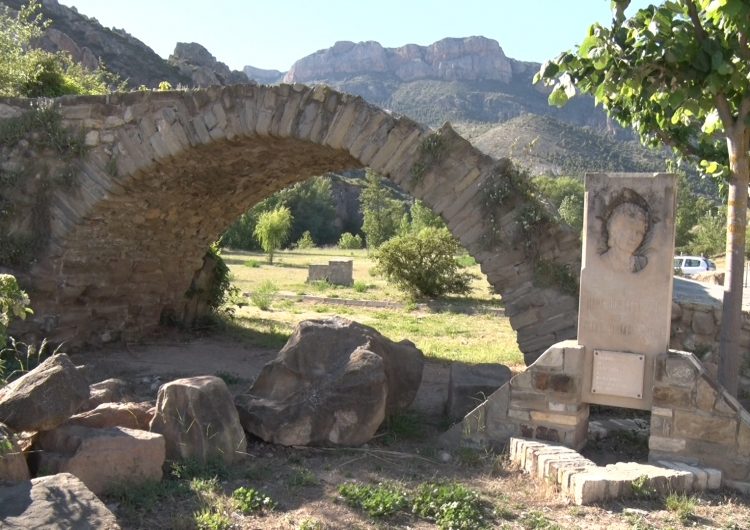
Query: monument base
[
  {"left": 443, "top": 343, "right": 750, "bottom": 488},
  {"left": 443, "top": 340, "right": 589, "bottom": 451}
]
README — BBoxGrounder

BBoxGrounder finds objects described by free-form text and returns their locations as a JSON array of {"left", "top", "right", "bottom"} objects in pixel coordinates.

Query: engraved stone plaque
[{"left": 591, "top": 350, "right": 645, "bottom": 399}]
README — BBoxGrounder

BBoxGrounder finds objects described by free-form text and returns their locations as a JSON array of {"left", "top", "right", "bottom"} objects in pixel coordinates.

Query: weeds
[
  {"left": 412, "top": 482, "right": 488, "bottom": 530},
  {"left": 194, "top": 508, "right": 231, "bottom": 530},
  {"left": 232, "top": 486, "right": 277, "bottom": 514},
  {"left": 665, "top": 492, "right": 696, "bottom": 523},
  {"left": 250, "top": 280, "right": 278, "bottom": 311},
  {"left": 353, "top": 280, "right": 369, "bottom": 293},
  {"left": 287, "top": 466, "right": 318, "bottom": 488},
  {"left": 630, "top": 475, "right": 656, "bottom": 499},
  {"left": 298, "top": 517, "right": 325, "bottom": 530},
  {"left": 338, "top": 482, "right": 408, "bottom": 518},
  {"left": 338, "top": 480, "right": 489, "bottom": 529},
  {"left": 521, "top": 510, "right": 562, "bottom": 529}
]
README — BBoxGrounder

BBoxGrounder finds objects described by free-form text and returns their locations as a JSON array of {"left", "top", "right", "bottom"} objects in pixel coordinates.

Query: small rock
[
  {"left": 79, "top": 378, "right": 133, "bottom": 412},
  {"left": 439, "top": 451, "right": 452, "bottom": 463},
  {"left": 66, "top": 401, "right": 153, "bottom": 430},
  {"left": 150, "top": 376, "right": 246, "bottom": 464},
  {"left": 34, "top": 425, "right": 164, "bottom": 495}
]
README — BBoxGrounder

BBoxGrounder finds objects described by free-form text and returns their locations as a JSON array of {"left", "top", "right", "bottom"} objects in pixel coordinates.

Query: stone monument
[
  {"left": 578, "top": 173, "right": 677, "bottom": 410},
  {"left": 447, "top": 171, "right": 750, "bottom": 490},
  {"left": 446, "top": 172, "right": 676, "bottom": 449}
]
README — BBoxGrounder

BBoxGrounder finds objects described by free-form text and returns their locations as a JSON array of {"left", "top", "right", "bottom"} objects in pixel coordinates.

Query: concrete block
[{"left": 649, "top": 435, "right": 687, "bottom": 452}]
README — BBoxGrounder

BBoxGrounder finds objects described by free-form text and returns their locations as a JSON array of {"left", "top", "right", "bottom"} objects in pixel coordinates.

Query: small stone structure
[
  {"left": 450, "top": 172, "right": 750, "bottom": 490},
  {"left": 307, "top": 260, "right": 353, "bottom": 286},
  {"left": 510, "top": 438, "right": 721, "bottom": 505}
]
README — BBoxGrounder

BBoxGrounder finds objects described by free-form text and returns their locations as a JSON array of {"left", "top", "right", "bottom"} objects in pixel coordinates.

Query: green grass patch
[
  {"left": 665, "top": 492, "right": 697, "bottom": 523},
  {"left": 232, "top": 486, "right": 276, "bottom": 514},
  {"left": 338, "top": 482, "right": 408, "bottom": 518}
]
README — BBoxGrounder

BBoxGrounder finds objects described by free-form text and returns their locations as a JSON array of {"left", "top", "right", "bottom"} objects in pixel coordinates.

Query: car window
[
  {"left": 674, "top": 258, "right": 683, "bottom": 267},
  {"left": 686, "top": 259, "right": 701, "bottom": 267}
]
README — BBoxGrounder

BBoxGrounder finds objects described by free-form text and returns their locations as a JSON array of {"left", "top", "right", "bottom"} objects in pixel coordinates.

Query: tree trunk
[{"left": 718, "top": 129, "right": 749, "bottom": 397}]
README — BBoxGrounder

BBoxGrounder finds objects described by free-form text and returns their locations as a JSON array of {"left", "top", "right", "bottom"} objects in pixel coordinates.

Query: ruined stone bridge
[{"left": 0, "top": 84, "right": 580, "bottom": 363}]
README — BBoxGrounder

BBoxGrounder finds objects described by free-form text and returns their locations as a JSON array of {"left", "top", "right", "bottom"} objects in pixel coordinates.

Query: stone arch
[{"left": 1, "top": 84, "right": 581, "bottom": 363}]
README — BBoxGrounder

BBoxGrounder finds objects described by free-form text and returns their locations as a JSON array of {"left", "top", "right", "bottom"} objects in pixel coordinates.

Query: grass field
[{"left": 222, "top": 248, "right": 524, "bottom": 369}]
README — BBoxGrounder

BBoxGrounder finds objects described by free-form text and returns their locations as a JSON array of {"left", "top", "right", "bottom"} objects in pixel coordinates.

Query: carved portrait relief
[{"left": 596, "top": 189, "right": 655, "bottom": 274}]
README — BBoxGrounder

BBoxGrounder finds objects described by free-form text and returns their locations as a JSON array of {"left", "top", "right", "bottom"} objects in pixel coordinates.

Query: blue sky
[{"left": 58, "top": 0, "right": 653, "bottom": 72}]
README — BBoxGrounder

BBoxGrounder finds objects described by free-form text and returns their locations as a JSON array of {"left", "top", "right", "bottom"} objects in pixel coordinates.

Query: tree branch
[{"left": 686, "top": 0, "right": 708, "bottom": 43}]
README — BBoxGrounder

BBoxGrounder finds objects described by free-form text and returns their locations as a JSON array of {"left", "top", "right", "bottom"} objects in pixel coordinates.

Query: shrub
[
  {"left": 338, "top": 232, "right": 363, "bottom": 250},
  {"left": 250, "top": 280, "right": 278, "bottom": 311},
  {"left": 353, "top": 280, "right": 368, "bottom": 293},
  {"left": 0, "top": 274, "right": 32, "bottom": 346},
  {"left": 194, "top": 508, "right": 231, "bottom": 530},
  {"left": 296, "top": 230, "right": 315, "bottom": 249},
  {"left": 374, "top": 227, "right": 475, "bottom": 298}
]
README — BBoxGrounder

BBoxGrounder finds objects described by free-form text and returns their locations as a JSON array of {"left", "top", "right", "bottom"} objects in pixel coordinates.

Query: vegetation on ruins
[{"left": 537, "top": 0, "right": 750, "bottom": 394}]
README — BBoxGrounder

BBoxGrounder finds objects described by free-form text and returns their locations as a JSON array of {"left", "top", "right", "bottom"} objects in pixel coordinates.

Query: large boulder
[
  {"left": 0, "top": 354, "right": 89, "bottom": 431},
  {"left": 235, "top": 317, "right": 424, "bottom": 446},
  {"left": 0, "top": 473, "right": 120, "bottom": 529},
  {"left": 34, "top": 425, "right": 164, "bottom": 495},
  {"left": 0, "top": 423, "right": 29, "bottom": 484},
  {"left": 149, "top": 376, "right": 246, "bottom": 464},
  {"left": 66, "top": 402, "right": 154, "bottom": 430}
]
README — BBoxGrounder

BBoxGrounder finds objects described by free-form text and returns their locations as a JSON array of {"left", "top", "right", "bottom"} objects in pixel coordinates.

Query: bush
[
  {"left": 338, "top": 232, "right": 363, "bottom": 250},
  {"left": 250, "top": 280, "right": 278, "bottom": 311},
  {"left": 0, "top": 274, "right": 32, "bottom": 346},
  {"left": 374, "top": 227, "right": 475, "bottom": 298},
  {"left": 295, "top": 230, "right": 315, "bottom": 249}
]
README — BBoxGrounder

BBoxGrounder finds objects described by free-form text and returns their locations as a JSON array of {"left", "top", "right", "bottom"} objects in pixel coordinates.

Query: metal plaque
[{"left": 590, "top": 349, "right": 645, "bottom": 400}]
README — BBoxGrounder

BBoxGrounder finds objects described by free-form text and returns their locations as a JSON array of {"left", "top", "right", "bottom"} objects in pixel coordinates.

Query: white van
[{"left": 674, "top": 256, "right": 717, "bottom": 276}]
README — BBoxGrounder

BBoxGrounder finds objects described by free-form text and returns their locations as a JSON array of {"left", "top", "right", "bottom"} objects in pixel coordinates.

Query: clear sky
[{"left": 58, "top": 0, "right": 653, "bottom": 72}]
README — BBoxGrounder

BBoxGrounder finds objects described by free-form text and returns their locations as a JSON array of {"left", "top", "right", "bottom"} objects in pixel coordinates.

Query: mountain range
[{"left": 3, "top": 0, "right": 674, "bottom": 180}]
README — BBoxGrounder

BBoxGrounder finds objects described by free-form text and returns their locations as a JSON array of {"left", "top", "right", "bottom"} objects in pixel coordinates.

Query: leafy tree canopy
[{"left": 254, "top": 206, "right": 293, "bottom": 263}]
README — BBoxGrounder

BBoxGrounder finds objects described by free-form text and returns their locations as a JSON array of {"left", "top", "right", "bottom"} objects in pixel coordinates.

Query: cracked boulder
[{"left": 235, "top": 317, "right": 424, "bottom": 446}]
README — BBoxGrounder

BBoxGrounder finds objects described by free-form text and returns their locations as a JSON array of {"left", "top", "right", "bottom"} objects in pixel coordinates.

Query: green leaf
[
  {"left": 579, "top": 35, "right": 599, "bottom": 59},
  {"left": 548, "top": 86, "right": 569, "bottom": 107}
]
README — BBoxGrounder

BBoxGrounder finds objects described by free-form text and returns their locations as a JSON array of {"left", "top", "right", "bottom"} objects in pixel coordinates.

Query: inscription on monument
[{"left": 591, "top": 350, "right": 645, "bottom": 399}]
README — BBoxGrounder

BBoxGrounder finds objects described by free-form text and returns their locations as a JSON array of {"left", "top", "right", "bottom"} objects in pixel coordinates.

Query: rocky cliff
[
  {"left": 283, "top": 36, "right": 514, "bottom": 84},
  {"left": 169, "top": 42, "right": 250, "bottom": 87}
]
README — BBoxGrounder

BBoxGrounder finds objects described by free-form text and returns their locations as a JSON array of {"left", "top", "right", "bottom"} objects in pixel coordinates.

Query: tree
[
  {"left": 674, "top": 173, "right": 715, "bottom": 251},
  {"left": 537, "top": 0, "right": 750, "bottom": 395},
  {"left": 410, "top": 199, "right": 445, "bottom": 232},
  {"left": 360, "top": 170, "right": 404, "bottom": 249},
  {"left": 0, "top": 1, "right": 116, "bottom": 97},
  {"left": 374, "top": 227, "right": 475, "bottom": 299},
  {"left": 254, "top": 206, "right": 292, "bottom": 263}
]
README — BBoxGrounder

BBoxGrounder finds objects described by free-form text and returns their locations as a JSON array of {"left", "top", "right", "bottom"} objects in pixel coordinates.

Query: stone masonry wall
[
  {"left": 670, "top": 299, "right": 750, "bottom": 393},
  {"left": 0, "top": 85, "right": 581, "bottom": 359},
  {"left": 307, "top": 260, "right": 353, "bottom": 286},
  {"left": 446, "top": 340, "right": 589, "bottom": 450},
  {"left": 649, "top": 350, "right": 750, "bottom": 488}
]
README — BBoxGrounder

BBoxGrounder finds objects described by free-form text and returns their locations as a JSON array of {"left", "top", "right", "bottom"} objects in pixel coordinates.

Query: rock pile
[{"left": 0, "top": 317, "right": 428, "bottom": 526}]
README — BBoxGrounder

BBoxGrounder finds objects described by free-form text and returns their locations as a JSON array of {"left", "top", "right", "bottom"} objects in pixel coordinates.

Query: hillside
[{"left": 462, "top": 114, "right": 667, "bottom": 177}]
